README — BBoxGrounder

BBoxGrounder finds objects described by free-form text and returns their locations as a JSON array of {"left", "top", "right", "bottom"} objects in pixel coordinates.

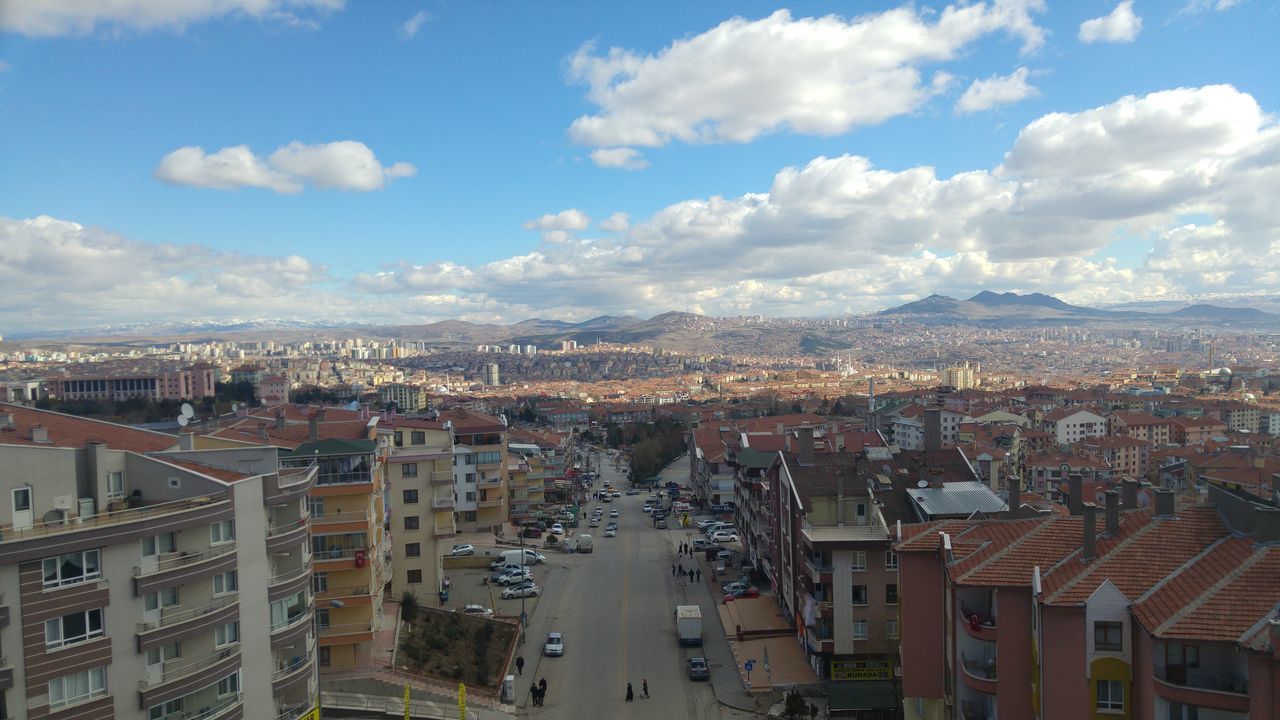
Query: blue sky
[{"left": 1, "top": 0, "right": 1278, "bottom": 331}]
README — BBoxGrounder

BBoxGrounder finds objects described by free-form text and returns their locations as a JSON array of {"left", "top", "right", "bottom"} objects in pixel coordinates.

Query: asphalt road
[{"left": 519, "top": 450, "right": 733, "bottom": 719}]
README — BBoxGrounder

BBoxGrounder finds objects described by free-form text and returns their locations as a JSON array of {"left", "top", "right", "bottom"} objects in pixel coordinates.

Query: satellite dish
[
  {"left": 345, "top": 400, "right": 360, "bottom": 411},
  {"left": 917, "top": 479, "right": 929, "bottom": 488},
  {"left": 181, "top": 403, "right": 194, "bottom": 418},
  {"left": 177, "top": 415, "right": 189, "bottom": 427},
  {"left": 232, "top": 403, "right": 240, "bottom": 413}
]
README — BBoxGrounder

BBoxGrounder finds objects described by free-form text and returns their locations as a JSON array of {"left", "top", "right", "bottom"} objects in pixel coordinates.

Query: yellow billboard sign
[{"left": 830, "top": 659, "right": 893, "bottom": 681}]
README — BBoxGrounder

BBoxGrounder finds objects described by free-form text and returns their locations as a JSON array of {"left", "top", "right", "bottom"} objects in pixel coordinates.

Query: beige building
[
  {"left": 380, "top": 418, "right": 456, "bottom": 602},
  {"left": 0, "top": 404, "right": 319, "bottom": 720},
  {"left": 439, "top": 409, "right": 508, "bottom": 533},
  {"left": 378, "top": 384, "right": 428, "bottom": 413}
]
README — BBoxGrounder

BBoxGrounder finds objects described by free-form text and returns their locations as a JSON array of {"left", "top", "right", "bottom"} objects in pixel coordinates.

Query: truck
[
  {"left": 573, "top": 534, "right": 593, "bottom": 554},
  {"left": 676, "top": 605, "right": 702, "bottom": 646}
]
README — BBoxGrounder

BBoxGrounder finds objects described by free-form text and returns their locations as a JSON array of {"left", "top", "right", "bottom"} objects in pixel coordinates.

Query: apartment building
[
  {"left": 43, "top": 364, "right": 217, "bottom": 403},
  {"left": 1167, "top": 416, "right": 1228, "bottom": 445},
  {"left": 380, "top": 418, "right": 455, "bottom": 602},
  {"left": 896, "top": 482, "right": 1280, "bottom": 720},
  {"left": 1079, "top": 436, "right": 1150, "bottom": 478},
  {"left": 690, "top": 426, "right": 736, "bottom": 507},
  {"left": 1042, "top": 408, "right": 1107, "bottom": 446},
  {"left": 378, "top": 384, "right": 428, "bottom": 414},
  {"left": 1107, "top": 411, "right": 1173, "bottom": 446},
  {"left": 0, "top": 404, "right": 318, "bottom": 720},
  {"left": 439, "top": 409, "right": 508, "bottom": 533}
]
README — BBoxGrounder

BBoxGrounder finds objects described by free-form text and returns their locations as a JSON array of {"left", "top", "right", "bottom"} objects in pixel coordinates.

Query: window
[
  {"left": 312, "top": 572, "right": 328, "bottom": 593},
  {"left": 851, "top": 585, "right": 868, "bottom": 605},
  {"left": 149, "top": 699, "right": 184, "bottom": 720},
  {"left": 404, "top": 516, "right": 420, "bottom": 531},
  {"left": 851, "top": 620, "right": 868, "bottom": 640},
  {"left": 270, "top": 591, "right": 308, "bottom": 630},
  {"left": 407, "top": 569, "right": 423, "bottom": 584},
  {"left": 215, "top": 621, "right": 239, "bottom": 647},
  {"left": 216, "top": 671, "right": 240, "bottom": 698},
  {"left": 210, "top": 519, "right": 235, "bottom": 545},
  {"left": 1168, "top": 703, "right": 1199, "bottom": 720},
  {"left": 213, "top": 571, "right": 238, "bottom": 596},
  {"left": 45, "top": 609, "right": 104, "bottom": 648},
  {"left": 402, "top": 463, "right": 418, "bottom": 478},
  {"left": 319, "top": 647, "right": 332, "bottom": 667},
  {"left": 851, "top": 551, "right": 867, "bottom": 572},
  {"left": 411, "top": 431, "right": 426, "bottom": 445},
  {"left": 475, "top": 451, "right": 501, "bottom": 465},
  {"left": 1096, "top": 680, "right": 1124, "bottom": 711},
  {"left": 13, "top": 486, "right": 31, "bottom": 513},
  {"left": 48, "top": 667, "right": 106, "bottom": 709},
  {"left": 402, "top": 489, "right": 419, "bottom": 504},
  {"left": 886, "top": 584, "right": 899, "bottom": 605},
  {"left": 142, "top": 532, "right": 177, "bottom": 557},
  {"left": 315, "top": 609, "right": 330, "bottom": 629},
  {"left": 463, "top": 511, "right": 477, "bottom": 522},
  {"left": 107, "top": 471, "right": 125, "bottom": 500},
  {"left": 146, "top": 642, "right": 181, "bottom": 666},
  {"left": 885, "top": 549, "right": 899, "bottom": 570},
  {"left": 886, "top": 619, "right": 899, "bottom": 640},
  {"left": 42, "top": 550, "right": 102, "bottom": 588},
  {"left": 144, "top": 587, "right": 179, "bottom": 611},
  {"left": 465, "top": 491, "right": 477, "bottom": 501},
  {"left": 405, "top": 543, "right": 421, "bottom": 557},
  {"left": 1095, "top": 621, "right": 1123, "bottom": 652},
  {"left": 309, "top": 496, "right": 325, "bottom": 518}
]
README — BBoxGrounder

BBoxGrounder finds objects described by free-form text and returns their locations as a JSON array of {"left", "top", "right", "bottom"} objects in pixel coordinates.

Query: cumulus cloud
[
  {"left": 155, "top": 141, "right": 417, "bottom": 194},
  {"left": 566, "top": 2, "right": 1046, "bottom": 157},
  {"left": 600, "top": 212, "right": 630, "bottom": 232},
  {"left": 1079, "top": 1, "right": 1142, "bottom": 43},
  {"left": 399, "top": 10, "right": 429, "bottom": 38},
  {"left": 0, "top": 0, "right": 343, "bottom": 37},
  {"left": 955, "top": 67, "right": 1039, "bottom": 114},
  {"left": 589, "top": 148, "right": 649, "bottom": 170}
]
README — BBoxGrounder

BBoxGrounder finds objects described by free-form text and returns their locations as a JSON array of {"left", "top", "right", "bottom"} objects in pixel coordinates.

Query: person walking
[
  {"left": 626, "top": 682, "right": 634, "bottom": 702},
  {"left": 696, "top": 568, "right": 702, "bottom": 582},
  {"left": 516, "top": 655, "right": 524, "bottom": 675},
  {"left": 671, "top": 563, "right": 677, "bottom": 577},
  {"left": 539, "top": 677, "right": 548, "bottom": 700},
  {"left": 688, "top": 568, "right": 695, "bottom": 583},
  {"left": 529, "top": 683, "right": 538, "bottom": 707},
  {"left": 643, "top": 678, "right": 650, "bottom": 699}
]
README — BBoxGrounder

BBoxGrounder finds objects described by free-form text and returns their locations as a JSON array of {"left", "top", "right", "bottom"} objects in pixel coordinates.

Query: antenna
[
  {"left": 177, "top": 415, "right": 189, "bottom": 427},
  {"left": 181, "top": 403, "right": 194, "bottom": 419}
]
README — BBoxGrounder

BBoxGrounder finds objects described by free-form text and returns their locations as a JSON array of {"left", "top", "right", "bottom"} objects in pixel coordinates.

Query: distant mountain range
[{"left": 881, "top": 291, "right": 1279, "bottom": 325}]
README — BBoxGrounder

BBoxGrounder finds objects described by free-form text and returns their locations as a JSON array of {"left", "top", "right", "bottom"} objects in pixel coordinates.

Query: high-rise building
[
  {"left": 0, "top": 404, "right": 319, "bottom": 720},
  {"left": 439, "top": 409, "right": 508, "bottom": 533},
  {"left": 485, "top": 363, "right": 500, "bottom": 387},
  {"left": 380, "top": 418, "right": 456, "bottom": 602}
]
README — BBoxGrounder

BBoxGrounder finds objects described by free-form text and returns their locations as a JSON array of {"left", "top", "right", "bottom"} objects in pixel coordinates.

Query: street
[{"left": 516, "top": 450, "right": 750, "bottom": 719}]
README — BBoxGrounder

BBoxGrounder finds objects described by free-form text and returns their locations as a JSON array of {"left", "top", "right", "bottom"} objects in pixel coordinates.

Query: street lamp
[{"left": 518, "top": 530, "right": 527, "bottom": 644}]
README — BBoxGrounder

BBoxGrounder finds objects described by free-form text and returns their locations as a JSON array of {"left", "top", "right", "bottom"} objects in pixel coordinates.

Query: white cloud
[
  {"left": 155, "top": 141, "right": 417, "bottom": 194},
  {"left": 567, "top": 2, "right": 1046, "bottom": 152},
  {"left": 1079, "top": 1, "right": 1142, "bottom": 43},
  {"left": 600, "top": 212, "right": 630, "bottom": 232},
  {"left": 523, "top": 209, "right": 590, "bottom": 232},
  {"left": 399, "top": 10, "right": 429, "bottom": 38},
  {"left": 589, "top": 148, "right": 649, "bottom": 170},
  {"left": 1180, "top": 0, "right": 1241, "bottom": 12},
  {"left": 0, "top": 0, "right": 343, "bottom": 37},
  {"left": 955, "top": 67, "right": 1039, "bottom": 114}
]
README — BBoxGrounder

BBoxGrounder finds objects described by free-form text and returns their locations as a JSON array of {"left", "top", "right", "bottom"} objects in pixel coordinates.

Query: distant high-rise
[
  {"left": 524, "top": 344, "right": 537, "bottom": 355},
  {"left": 942, "top": 362, "right": 978, "bottom": 390},
  {"left": 485, "top": 362, "right": 501, "bottom": 386}
]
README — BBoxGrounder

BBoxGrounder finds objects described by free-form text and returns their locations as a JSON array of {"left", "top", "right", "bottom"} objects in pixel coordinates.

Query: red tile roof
[
  {"left": 0, "top": 403, "right": 177, "bottom": 453},
  {"left": 153, "top": 457, "right": 254, "bottom": 483},
  {"left": 1134, "top": 540, "right": 1280, "bottom": 643}
]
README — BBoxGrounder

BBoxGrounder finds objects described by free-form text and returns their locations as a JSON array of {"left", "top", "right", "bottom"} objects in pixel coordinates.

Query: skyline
[{"left": 2, "top": 0, "right": 1279, "bottom": 333}]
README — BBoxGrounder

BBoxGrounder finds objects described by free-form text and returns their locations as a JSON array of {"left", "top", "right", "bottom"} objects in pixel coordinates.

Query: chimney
[
  {"left": 930, "top": 469, "right": 945, "bottom": 489},
  {"left": 1082, "top": 502, "right": 1098, "bottom": 561},
  {"left": 317, "top": 407, "right": 326, "bottom": 421},
  {"left": 1122, "top": 478, "right": 1139, "bottom": 509},
  {"left": 1104, "top": 490, "right": 1121, "bottom": 537},
  {"left": 924, "top": 406, "right": 942, "bottom": 451},
  {"left": 275, "top": 409, "right": 286, "bottom": 430},
  {"left": 798, "top": 425, "right": 815, "bottom": 466},
  {"left": 834, "top": 434, "right": 846, "bottom": 452},
  {"left": 1153, "top": 488, "right": 1176, "bottom": 518},
  {"left": 85, "top": 440, "right": 106, "bottom": 484},
  {"left": 1007, "top": 477, "right": 1022, "bottom": 519},
  {"left": 308, "top": 412, "right": 319, "bottom": 441},
  {"left": 836, "top": 468, "right": 846, "bottom": 527},
  {"left": 1068, "top": 474, "right": 1083, "bottom": 515},
  {"left": 257, "top": 422, "right": 268, "bottom": 441},
  {"left": 776, "top": 422, "right": 785, "bottom": 436},
  {"left": 178, "top": 433, "right": 194, "bottom": 451},
  {"left": 31, "top": 424, "right": 49, "bottom": 443}
]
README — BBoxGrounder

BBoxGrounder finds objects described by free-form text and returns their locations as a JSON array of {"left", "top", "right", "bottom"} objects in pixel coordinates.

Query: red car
[
  {"left": 722, "top": 588, "right": 760, "bottom": 602},
  {"left": 522, "top": 527, "right": 543, "bottom": 538}
]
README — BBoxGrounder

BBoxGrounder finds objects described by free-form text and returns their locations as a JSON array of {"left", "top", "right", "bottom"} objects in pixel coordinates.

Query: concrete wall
[
  {"left": 899, "top": 552, "right": 945, "bottom": 700},
  {"left": 995, "top": 587, "right": 1034, "bottom": 720},
  {"left": 1042, "top": 606, "right": 1089, "bottom": 720},
  {"left": 235, "top": 478, "right": 278, "bottom": 718}
]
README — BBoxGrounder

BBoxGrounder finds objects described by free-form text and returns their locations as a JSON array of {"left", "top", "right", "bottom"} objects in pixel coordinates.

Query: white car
[
  {"left": 498, "top": 568, "right": 533, "bottom": 585},
  {"left": 550, "top": 523, "right": 565, "bottom": 535},
  {"left": 710, "top": 530, "right": 739, "bottom": 543},
  {"left": 609, "top": 509, "right": 620, "bottom": 518},
  {"left": 611, "top": 491, "right": 621, "bottom": 498},
  {"left": 502, "top": 582, "right": 540, "bottom": 599},
  {"left": 457, "top": 604, "right": 493, "bottom": 617},
  {"left": 543, "top": 632, "right": 564, "bottom": 657},
  {"left": 450, "top": 543, "right": 475, "bottom": 556},
  {"left": 604, "top": 527, "right": 617, "bottom": 538}
]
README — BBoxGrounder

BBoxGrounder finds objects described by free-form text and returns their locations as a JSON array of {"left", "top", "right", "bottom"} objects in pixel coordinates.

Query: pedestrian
[
  {"left": 516, "top": 655, "right": 524, "bottom": 675},
  {"left": 672, "top": 563, "right": 677, "bottom": 577},
  {"left": 689, "top": 568, "right": 695, "bottom": 583},
  {"left": 540, "top": 677, "right": 547, "bottom": 699},
  {"left": 530, "top": 683, "right": 538, "bottom": 706},
  {"left": 643, "top": 678, "right": 650, "bottom": 698},
  {"left": 678, "top": 562, "right": 684, "bottom": 577},
  {"left": 696, "top": 568, "right": 702, "bottom": 582},
  {"left": 626, "top": 682, "right": 634, "bottom": 702}
]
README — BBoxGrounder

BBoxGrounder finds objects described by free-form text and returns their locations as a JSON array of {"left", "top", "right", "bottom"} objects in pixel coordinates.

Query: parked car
[
  {"left": 696, "top": 519, "right": 721, "bottom": 530},
  {"left": 722, "top": 588, "right": 760, "bottom": 602},
  {"left": 692, "top": 539, "right": 716, "bottom": 552},
  {"left": 626, "top": 489, "right": 641, "bottom": 496},
  {"left": 687, "top": 656, "right": 710, "bottom": 681},
  {"left": 498, "top": 568, "right": 533, "bottom": 585},
  {"left": 501, "top": 582, "right": 540, "bottom": 599},
  {"left": 655, "top": 519, "right": 668, "bottom": 529},
  {"left": 642, "top": 504, "right": 653, "bottom": 513},
  {"left": 710, "top": 531, "right": 738, "bottom": 543},
  {"left": 457, "top": 604, "right": 493, "bottom": 617},
  {"left": 450, "top": 544, "right": 475, "bottom": 556},
  {"left": 522, "top": 527, "right": 543, "bottom": 539},
  {"left": 544, "top": 632, "right": 564, "bottom": 657},
  {"left": 611, "top": 491, "right": 621, "bottom": 498},
  {"left": 550, "top": 523, "right": 565, "bottom": 535},
  {"left": 721, "top": 580, "right": 753, "bottom": 595}
]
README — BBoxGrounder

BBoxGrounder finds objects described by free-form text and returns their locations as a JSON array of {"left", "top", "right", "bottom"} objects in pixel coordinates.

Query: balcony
[
  {"left": 1153, "top": 665, "right": 1250, "bottom": 714},
  {"left": 267, "top": 462, "right": 318, "bottom": 503},
  {"left": 310, "top": 510, "right": 369, "bottom": 529},
  {"left": 139, "top": 644, "right": 242, "bottom": 692},
  {"left": 137, "top": 544, "right": 237, "bottom": 579},
  {"left": 476, "top": 477, "right": 503, "bottom": 489},
  {"left": 138, "top": 595, "right": 239, "bottom": 633},
  {"left": 319, "top": 621, "right": 374, "bottom": 645},
  {"left": 315, "top": 468, "right": 376, "bottom": 486},
  {"left": 271, "top": 608, "right": 313, "bottom": 636},
  {"left": 476, "top": 496, "right": 503, "bottom": 508},
  {"left": 959, "top": 604, "right": 998, "bottom": 642},
  {"left": 276, "top": 702, "right": 317, "bottom": 720},
  {"left": 154, "top": 691, "right": 244, "bottom": 720},
  {"left": 317, "top": 584, "right": 371, "bottom": 603},
  {"left": 803, "top": 555, "right": 833, "bottom": 581},
  {"left": 432, "top": 524, "right": 457, "bottom": 539},
  {"left": 431, "top": 495, "right": 455, "bottom": 510},
  {"left": 959, "top": 652, "right": 998, "bottom": 694},
  {"left": 960, "top": 699, "right": 996, "bottom": 720},
  {"left": 135, "top": 544, "right": 238, "bottom": 595},
  {"left": 312, "top": 546, "right": 371, "bottom": 568},
  {"left": 272, "top": 652, "right": 314, "bottom": 694},
  {"left": 266, "top": 513, "right": 311, "bottom": 552},
  {"left": 269, "top": 562, "right": 311, "bottom": 596},
  {"left": 430, "top": 470, "right": 454, "bottom": 487}
]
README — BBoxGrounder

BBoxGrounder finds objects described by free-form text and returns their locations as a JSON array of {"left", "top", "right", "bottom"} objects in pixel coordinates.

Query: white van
[{"left": 501, "top": 548, "right": 546, "bottom": 565}]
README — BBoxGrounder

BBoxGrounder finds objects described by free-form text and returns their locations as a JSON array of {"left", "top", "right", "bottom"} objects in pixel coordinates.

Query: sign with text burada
[{"left": 830, "top": 659, "right": 893, "bottom": 681}]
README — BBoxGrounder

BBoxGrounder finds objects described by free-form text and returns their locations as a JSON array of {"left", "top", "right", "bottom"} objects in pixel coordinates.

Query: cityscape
[{"left": 2, "top": 2, "right": 1279, "bottom": 720}]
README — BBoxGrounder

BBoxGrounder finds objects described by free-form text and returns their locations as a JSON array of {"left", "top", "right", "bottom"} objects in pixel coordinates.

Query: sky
[{"left": 1, "top": 0, "right": 1278, "bottom": 332}]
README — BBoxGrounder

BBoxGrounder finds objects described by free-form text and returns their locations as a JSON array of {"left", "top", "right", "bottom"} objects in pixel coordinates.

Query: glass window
[
  {"left": 465, "top": 491, "right": 477, "bottom": 501},
  {"left": 851, "top": 620, "right": 868, "bottom": 640},
  {"left": 312, "top": 572, "right": 328, "bottom": 593},
  {"left": 1095, "top": 621, "right": 1123, "bottom": 652},
  {"left": 884, "top": 549, "right": 899, "bottom": 570},
  {"left": 44, "top": 609, "right": 105, "bottom": 648},
  {"left": 1096, "top": 680, "right": 1124, "bottom": 711},
  {"left": 309, "top": 497, "right": 325, "bottom": 518},
  {"left": 144, "top": 587, "right": 180, "bottom": 611},
  {"left": 404, "top": 516, "right": 420, "bottom": 531},
  {"left": 107, "top": 471, "right": 125, "bottom": 499},
  {"left": 215, "top": 621, "right": 239, "bottom": 647},
  {"left": 210, "top": 520, "right": 235, "bottom": 545},
  {"left": 852, "top": 585, "right": 868, "bottom": 605},
  {"left": 411, "top": 431, "right": 426, "bottom": 445},
  {"left": 217, "top": 671, "right": 240, "bottom": 698},
  {"left": 403, "top": 489, "right": 419, "bottom": 504},
  {"left": 402, "top": 463, "right": 418, "bottom": 478},
  {"left": 405, "top": 543, "right": 421, "bottom": 557},
  {"left": 886, "top": 619, "right": 899, "bottom": 640},
  {"left": 319, "top": 647, "right": 332, "bottom": 667},
  {"left": 48, "top": 667, "right": 107, "bottom": 709},
  {"left": 475, "top": 451, "right": 501, "bottom": 465},
  {"left": 213, "top": 571, "right": 238, "bottom": 595},
  {"left": 315, "top": 608, "right": 330, "bottom": 628},
  {"left": 886, "top": 584, "right": 899, "bottom": 605},
  {"left": 142, "top": 532, "right": 177, "bottom": 556},
  {"left": 407, "top": 569, "right": 423, "bottom": 584},
  {"left": 851, "top": 551, "right": 867, "bottom": 572},
  {"left": 149, "top": 698, "right": 184, "bottom": 720},
  {"left": 42, "top": 550, "right": 102, "bottom": 588}
]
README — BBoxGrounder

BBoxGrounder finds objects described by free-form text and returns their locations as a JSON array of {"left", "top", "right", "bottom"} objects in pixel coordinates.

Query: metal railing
[
  {"left": 310, "top": 510, "right": 369, "bottom": 525},
  {"left": 275, "top": 701, "right": 315, "bottom": 720},
  {"left": 139, "top": 645, "right": 241, "bottom": 690},
  {"left": 138, "top": 595, "right": 237, "bottom": 632},
  {"left": 2, "top": 493, "right": 228, "bottom": 543},
  {"left": 430, "top": 470, "right": 455, "bottom": 486},
  {"left": 960, "top": 652, "right": 998, "bottom": 680},
  {"left": 271, "top": 609, "right": 312, "bottom": 634},
  {"left": 319, "top": 621, "right": 374, "bottom": 637},
  {"left": 1154, "top": 664, "right": 1249, "bottom": 695},
  {"left": 136, "top": 543, "right": 236, "bottom": 578},
  {"left": 267, "top": 512, "right": 310, "bottom": 536},
  {"left": 316, "top": 585, "right": 370, "bottom": 600},
  {"left": 316, "top": 469, "right": 375, "bottom": 486},
  {"left": 278, "top": 462, "right": 318, "bottom": 488},
  {"left": 272, "top": 655, "right": 313, "bottom": 681},
  {"left": 312, "top": 546, "right": 372, "bottom": 562},
  {"left": 803, "top": 556, "right": 833, "bottom": 577},
  {"left": 153, "top": 692, "right": 244, "bottom": 720},
  {"left": 960, "top": 604, "right": 998, "bottom": 630},
  {"left": 270, "top": 563, "right": 310, "bottom": 585},
  {"left": 431, "top": 496, "right": 455, "bottom": 509}
]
